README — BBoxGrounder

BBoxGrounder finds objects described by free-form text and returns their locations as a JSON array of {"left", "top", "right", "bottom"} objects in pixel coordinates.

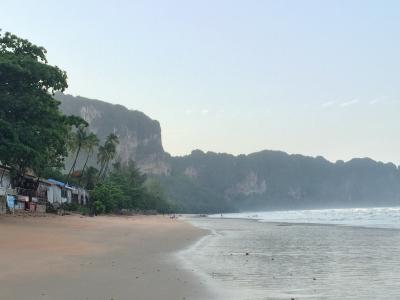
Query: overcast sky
[{"left": 2, "top": 0, "right": 400, "bottom": 164}]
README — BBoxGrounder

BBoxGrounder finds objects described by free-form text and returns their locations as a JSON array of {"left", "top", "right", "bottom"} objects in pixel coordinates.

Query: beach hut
[
  {"left": 47, "top": 179, "right": 65, "bottom": 205},
  {"left": 47, "top": 179, "right": 78, "bottom": 204},
  {"left": 70, "top": 185, "right": 90, "bottom": 205}
]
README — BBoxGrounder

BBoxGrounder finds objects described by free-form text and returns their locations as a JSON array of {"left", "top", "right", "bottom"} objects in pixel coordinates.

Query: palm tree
[
  {"left": 66, "top": 124, "right": 88, "bottom": 182},
  {"left": 79, "top": 132, "right": 99, "bottom": 185},
  {"left": 81, "top": 166, "right": 98, "bottom": 190},
  {"left": 97, "top": 144, "right": 108, "bottom": 180},
  {"left": 102, "top": 133, "right": 119, "bottom": 179},
  {"left": 97, "top": 133, "right": 119, "bottom": 181},
  {"left": 104, "top": 133, "right": 119, "bottom": 152}
]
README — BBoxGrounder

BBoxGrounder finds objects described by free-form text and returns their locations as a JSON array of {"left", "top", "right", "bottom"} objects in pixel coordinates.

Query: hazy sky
[{"left": 2, "top": 0, "right": 400, "bottom": 164}]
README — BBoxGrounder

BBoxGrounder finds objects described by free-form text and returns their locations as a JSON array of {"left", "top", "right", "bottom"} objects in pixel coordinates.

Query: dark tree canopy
[{"left": 0, "top": 31, "right": 82, "bottom": 178}]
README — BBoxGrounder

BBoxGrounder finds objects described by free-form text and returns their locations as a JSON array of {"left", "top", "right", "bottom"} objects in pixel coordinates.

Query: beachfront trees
[
  {"left": 66, "top": 123, "right": 89, "bottom": 181},
  {"left": 144, "top": 179, "right": 171, "bottom": 213},
  {"left": 97, "top": 133, "right": 119, "bottom": 180},
  {"left": 89, "top": 160, "right": 171, "bottom": 214},
  {"left": 0, "top": 31, "right": 84, "bottom": 182},
  {"left": 81, "top": 166, "right": 99, "bottom": 190},
  {"left": 108, "top": 160, "right": 146, "bottom": 210},
  {"left": 90, "top": 181, "right": 123, "bottom": 214},
  {"left": 79, "top": 133, "right": 99, "bottom": 184}
]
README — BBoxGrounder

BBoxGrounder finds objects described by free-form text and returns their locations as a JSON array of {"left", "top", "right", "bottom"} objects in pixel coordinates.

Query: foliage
[
  {"left": 92, "top": 200, "right": 105, "bottom": 215},
  {"left": 90, "top": 181, "right": 123, "bottom": 214},
  {"left": 0, "top": 31, "right": 84, "bottom": 181},
  {"left": 66, "top": 123, "right": 90, "bottom": 180},
  {"left": 144, "top": 179, "right": 171, "bottom": 213},
  {"left": 62, "top": 203, "right": 90, "bottom": 216},
  {"left": 159, "top": 150, "right": 400, "bottom": 213},
  {"left": 62, "top": 202, "right": 79, "bottom": 212},
  {"left": 89, "top": 161, "right": 171, "bottom": 214},
  {"left": 79, "top": 132, "right": 99, "bottom": 184},
  {"left": 97, "top": 133, "right": 119, "bottom": 180},
  {"left": 80, "top": 166, "right": 99, "bottom": 190},
  {"left": 107, "top": 160, "right": 146, "bottom": 210},
  {"left": 78, "top": 206, "right": 90, "bottom": 216}
]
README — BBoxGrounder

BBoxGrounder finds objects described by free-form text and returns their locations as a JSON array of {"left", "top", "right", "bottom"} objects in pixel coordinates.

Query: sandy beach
[{"left": 0, "top": 214, "right": 213, "bottom": 300}]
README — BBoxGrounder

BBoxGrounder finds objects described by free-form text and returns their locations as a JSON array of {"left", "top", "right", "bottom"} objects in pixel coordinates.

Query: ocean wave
[{"left": 209, "top": 206, "right": 400, "bottom": 229}]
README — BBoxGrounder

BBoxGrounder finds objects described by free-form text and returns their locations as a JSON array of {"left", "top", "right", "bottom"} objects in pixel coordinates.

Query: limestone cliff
[
  {"left": 57, "top": 94, "right": 400, "bottom": 213},
  {"left": 57, "top": 94, "right": 170, "bottom": 175},
  {"left": 159, "top": 150, "right": 400, "bottom": 213}
]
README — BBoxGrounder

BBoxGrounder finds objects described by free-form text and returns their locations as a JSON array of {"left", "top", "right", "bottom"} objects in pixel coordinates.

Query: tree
[
  {"left": 108, "top": 160, "right": 146, "bottom": 209},
  {"left": 79, "top": 132, "right": 99, "bottom": 185},
  {"left": 97, "top": 144, "right": 108, "bottom": 181},
  {"left": 88, "top": 159, "right": 170, "bottom": 214},
  {"left": 66, "top": 123, "right": 89, "bottom": 181},
  {"left": 144, "top": 179, "right": 171, "bottom": 213},
  {"left": 0, "top": 31, "right": 81, "bottom": 183},
  {"left": 81, "top": 166, "right": 98, "bottom": 190},
  {"left": 105, "top": 160, "right": 171, "bottom": 213},
  {"left": 97, "top": 133, "right": 119, "bottom": 180},
  {"left": 90, "top": 182, "right": 123, "bottom": 214}
]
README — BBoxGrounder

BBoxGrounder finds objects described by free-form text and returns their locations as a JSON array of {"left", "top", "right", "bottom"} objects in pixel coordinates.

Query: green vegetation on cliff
[
  {"left": 56, "top": 94, "right": 400, "bottom": 214},
  {"left": 160, "top": 150, "right": 400, "bottom": 213}
]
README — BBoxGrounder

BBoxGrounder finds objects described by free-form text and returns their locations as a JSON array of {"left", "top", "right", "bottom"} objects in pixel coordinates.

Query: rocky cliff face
[
  {"left": 160, "top": 150, "right": 400, "bottom": 213},
  {"left": 57, "top": 94, "right": 170, "bottom": 175},
  {"left": 57, "top": 94, "right": 400, "bottom": 213}
]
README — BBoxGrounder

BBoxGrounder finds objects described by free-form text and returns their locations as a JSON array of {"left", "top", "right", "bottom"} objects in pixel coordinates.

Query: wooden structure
[{"left": 0, "top": 165, "right": 89, "bottom": 214}]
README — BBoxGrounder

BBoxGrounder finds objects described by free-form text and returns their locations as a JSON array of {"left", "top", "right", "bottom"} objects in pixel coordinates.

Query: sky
[{"left": 2, "top": 0, "right": 400, "bottom": 164}]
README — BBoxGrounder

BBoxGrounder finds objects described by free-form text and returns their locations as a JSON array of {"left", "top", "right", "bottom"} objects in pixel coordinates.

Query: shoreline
[
  {"left": 208, "top": 217, "right": 400, "bottom": 231},
  {"left": 0, "top": 214, "right": 215, "bottom": 300},
  {"left": 205, "top": 206, "right": 400, "bottom": 231},
  {"left": 175, "top": 220, "right": 228, "bottom": 299}
]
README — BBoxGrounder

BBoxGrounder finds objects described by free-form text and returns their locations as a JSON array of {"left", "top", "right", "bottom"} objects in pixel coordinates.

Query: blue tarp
[
  {"left": 6, "top": 195, "right": 15, "bottom": 209},
  {"left": 48, "top": 178, "right": 66, "bottom": 187},
  {"left": 48, "top": 179, "right": 76, "bottom": 190}
]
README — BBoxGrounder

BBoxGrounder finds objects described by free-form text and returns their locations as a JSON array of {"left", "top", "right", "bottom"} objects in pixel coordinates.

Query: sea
[{"left": 178, "top": 206, "right": 400, "bottom": 300}]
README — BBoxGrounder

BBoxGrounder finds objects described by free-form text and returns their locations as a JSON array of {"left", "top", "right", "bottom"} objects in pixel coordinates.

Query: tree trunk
[
  {"left": 97, "top": 161, "right": 106, "bottom": 183},
  {"left": 102, "top": 161, "right": 110, "bottom": 180},
  {"left": 66, "top": 144, "right": 81, "bottom": 182},
  {"left": 79, "top": 152, "right": 91, "bottom": 185}
]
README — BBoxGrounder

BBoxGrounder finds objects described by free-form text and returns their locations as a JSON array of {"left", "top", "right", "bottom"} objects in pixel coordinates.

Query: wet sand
[{"left": 0, "top": 214, "right": 214, "bottom": 300}]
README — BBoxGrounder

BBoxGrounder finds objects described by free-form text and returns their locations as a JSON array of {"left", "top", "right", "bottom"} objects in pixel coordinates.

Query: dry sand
[{"left": 0, "top": 214, "right": 214, "bottom": 300}]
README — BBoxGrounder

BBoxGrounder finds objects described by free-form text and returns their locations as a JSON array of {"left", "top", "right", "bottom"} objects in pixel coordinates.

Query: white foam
[{"left": 209, "top": 206, "right": 400, "bottom": 229}]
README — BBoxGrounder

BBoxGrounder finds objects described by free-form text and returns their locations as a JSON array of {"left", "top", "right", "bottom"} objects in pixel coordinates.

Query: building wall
[
  {"left": 47, "top": 185, "right": 62, "bottom": 204},
  {"left": 74, "top": 188, "right": 90, "bottom": 205},
  {"left": 0, "top": 169, "right": 11, "bottom": 191},
  {"left": 0, "top": 196, "right": 6, "bottom": 214},
  {"left": 67, "top": 190, "right": 72, "bottom": 203}
]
